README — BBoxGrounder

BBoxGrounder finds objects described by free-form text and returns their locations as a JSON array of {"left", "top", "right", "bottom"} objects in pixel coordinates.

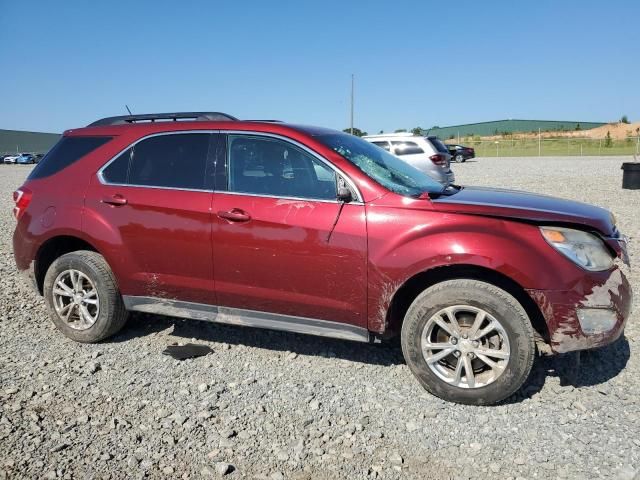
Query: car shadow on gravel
[
  {"left": 111, "top": 313, "right": 406, "bottom": 367},
  {"left": 506, "top": 336, "right": 631, "bottom": 403},
  {"left": 111, "top": 314, "right": 630, "bottom": 399}
]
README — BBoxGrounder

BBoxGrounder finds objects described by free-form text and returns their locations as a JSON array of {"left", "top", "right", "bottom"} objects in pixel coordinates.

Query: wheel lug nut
[
  {"left": 467, "top": 352, "right": 474, "bottom": 359},
  {"left": 454, "top": 351, "right": 460, "bottom": 357},
  {"left": 450, "top": 337, "right": 458, "bottom": 345},
  {"left": 462, "top": 333, "right": 468, "bottom": 339},
  {"left": 472, "top": 341, "right": 479, "bottom": 347}
]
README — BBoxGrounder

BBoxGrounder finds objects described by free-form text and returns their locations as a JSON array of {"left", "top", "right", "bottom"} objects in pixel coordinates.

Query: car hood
[{"left": 431, "top": 186, "right": 615, "bottom": 235}]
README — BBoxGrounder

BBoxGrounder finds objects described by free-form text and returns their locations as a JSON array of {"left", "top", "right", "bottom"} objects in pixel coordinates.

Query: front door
[
  {"left": 212, "top": 133, "right": 368, "bottom": 328},
  {"left": 84, "top": 132, "right": 215, "bottom": 304}
]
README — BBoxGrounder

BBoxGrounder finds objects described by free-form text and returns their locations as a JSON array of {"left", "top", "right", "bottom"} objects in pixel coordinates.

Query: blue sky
[{"left": 1, "top": 0, "right": 638, "bottom": 134}]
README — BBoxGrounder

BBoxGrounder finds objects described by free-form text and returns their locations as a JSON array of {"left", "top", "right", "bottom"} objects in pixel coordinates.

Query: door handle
[
  {"left": 101, "top": 194, "right": 128, "bottom": 206},
  {"left": 217, "top": 209, "right": 251, "bottom": 222}
]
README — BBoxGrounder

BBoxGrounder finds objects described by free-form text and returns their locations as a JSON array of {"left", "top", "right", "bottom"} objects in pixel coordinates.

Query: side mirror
[{"left": 337, "top": 187, "right": 352, "bottom": 203}]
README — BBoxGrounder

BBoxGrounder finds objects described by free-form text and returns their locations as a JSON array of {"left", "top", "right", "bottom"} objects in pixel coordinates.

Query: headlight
[{"left": 540, "top": 226, "right": 613, "bottom": 271}]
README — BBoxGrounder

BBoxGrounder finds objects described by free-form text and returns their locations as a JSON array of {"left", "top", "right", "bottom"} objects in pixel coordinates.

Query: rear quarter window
[
  {"left": 427, "top": 137, "right": 450, "bottom": 154},
  {"left": 28, "top": 136, "right": 112, "bottom": 180}
]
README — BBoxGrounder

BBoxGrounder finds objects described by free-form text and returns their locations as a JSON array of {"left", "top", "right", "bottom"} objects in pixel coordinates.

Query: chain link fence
[{"left": 451, "top": 137, "right": 640, "bottom": 157}]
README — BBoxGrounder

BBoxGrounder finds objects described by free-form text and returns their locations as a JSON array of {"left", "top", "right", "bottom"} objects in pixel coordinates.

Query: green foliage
[
  {"left": 604, "top": 131, "right": 613, "bottom": 148},
  {"left": 621, "top": 115, "right": 630, "bottom": 124},
  {"left": 342, "top": 127, "right": 368, "bottom": 137},
  {"left": 575, "top": 123, "right": 581, "bottom": 131},
  {"left": 394, "top": 129, "right": 407, "bottom": 133},
  {"left": 411, "top": 127, "right": 422, "bottom": 135}
]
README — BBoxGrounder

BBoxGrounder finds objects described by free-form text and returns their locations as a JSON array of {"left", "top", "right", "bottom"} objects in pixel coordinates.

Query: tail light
[
  {"left": 429, "top": 154, "right": 447, "bottom": 166},
  {"left": 13, "top": 188, "right": 32, "bottom": 220}
]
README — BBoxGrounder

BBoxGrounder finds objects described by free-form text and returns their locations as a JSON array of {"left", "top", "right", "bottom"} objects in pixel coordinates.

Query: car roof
[{"left": 363, "top": 132, "right": 419, "bottom": 139}]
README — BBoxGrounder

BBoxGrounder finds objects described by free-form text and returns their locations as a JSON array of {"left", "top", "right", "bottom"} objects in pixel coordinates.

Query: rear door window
[
  {"left": 28, "top": 136, "right": 112, "bottom": 180},
  {"left": 391, "top": 141, "right": 424, "bottom": 155},
  {"left": 129, "top": 134, "right": 210, "bottom": 189},
  {"left": 371, "top": 141, "right": 391, "bottom": 151},
  {"left": 100, "top": 134, "right": 211, "bottom": 190},
  {"left": 101, "top": 149, "right": 131, "bottom": 184}
]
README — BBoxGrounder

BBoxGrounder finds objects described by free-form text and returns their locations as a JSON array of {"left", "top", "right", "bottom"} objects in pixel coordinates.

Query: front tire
[
  {"left": 455, "top": 154, "right": 465, "bottom": 162},
  {"left": 43, "top": 250, "right": 128, "bottom": 343},
  {"left": 401, "top": 279, "right": 535, "bottom": 405}
]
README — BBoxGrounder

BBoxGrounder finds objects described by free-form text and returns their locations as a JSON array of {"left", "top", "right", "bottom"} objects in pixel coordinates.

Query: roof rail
[
  {"left": 87, "top": 112, "right": 238, "bottom": 127},
  {"left": 244, "top": 119, "right": 283, "bottom": 123}
]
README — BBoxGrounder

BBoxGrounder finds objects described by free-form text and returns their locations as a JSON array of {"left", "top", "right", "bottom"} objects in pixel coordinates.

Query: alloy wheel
[
  {"left": 421, "top": 305, "right": 510, "bottom": 388},
  {"left": 52, "top": 269, "right": 100, "bottom": 330}
]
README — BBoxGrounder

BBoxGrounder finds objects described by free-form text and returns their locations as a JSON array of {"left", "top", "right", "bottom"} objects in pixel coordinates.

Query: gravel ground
[{"left": 1, "top": 157, "right": 639, "bottom": 480}]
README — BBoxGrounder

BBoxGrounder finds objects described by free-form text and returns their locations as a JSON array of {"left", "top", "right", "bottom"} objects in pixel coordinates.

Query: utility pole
[
  {"left": 350, "top": 74, "right": 354, "bottom": 135},
  {"left": 538, "top": 128, "right": 541, "bottom": 157}
]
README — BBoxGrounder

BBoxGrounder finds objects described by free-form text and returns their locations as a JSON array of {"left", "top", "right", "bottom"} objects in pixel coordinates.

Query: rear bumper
[
  {"left": 445, "top": 170, "right": 455, "bottom": 184},
  {"left": 18, "top": 260, "right": 38, "bottom": 293},
  {"left": 13, "top": 222, "right": 40, "bottom": 294},
  {"left": 527, "top": 266, "right": 632, "bottom": 353}
]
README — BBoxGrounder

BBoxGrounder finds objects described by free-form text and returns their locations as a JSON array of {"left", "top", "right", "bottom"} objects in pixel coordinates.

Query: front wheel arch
[{"left": 384, "top": 264, "right": 548, "bottom": 342}]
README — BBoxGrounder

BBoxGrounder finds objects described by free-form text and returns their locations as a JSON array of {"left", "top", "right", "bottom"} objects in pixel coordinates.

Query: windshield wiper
[{"left": 418, "top": 184, "right": 461, "bottom": 199}]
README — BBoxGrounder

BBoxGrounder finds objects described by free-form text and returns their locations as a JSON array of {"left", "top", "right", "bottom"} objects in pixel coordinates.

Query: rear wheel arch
[
  {"left": 35, "top": 235, "right": 100, "bottom": 295},
  {"left": 384, "top": 264, "right": 548, "bottom": 342}
]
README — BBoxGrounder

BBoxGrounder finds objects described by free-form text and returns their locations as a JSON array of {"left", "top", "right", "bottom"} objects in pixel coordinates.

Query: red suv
[{"left": 13, "top": 112, "right": 632, "bottom": 405}]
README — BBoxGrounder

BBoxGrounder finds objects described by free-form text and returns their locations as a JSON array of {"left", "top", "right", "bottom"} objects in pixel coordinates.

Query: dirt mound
[
  {"left": 479, "top": 122, "right": 640, "bottom": 141},
  {"left": 579, "top": 122, "right": 640, "bottom": 140}
]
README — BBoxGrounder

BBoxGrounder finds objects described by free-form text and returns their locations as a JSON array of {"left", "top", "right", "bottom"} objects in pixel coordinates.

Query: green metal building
[
  {"left": 428, "top": 119, "right": 606, "bottom": 139},
  {"left": 0, "top": 129, "right": 60, "bottom": 155}
]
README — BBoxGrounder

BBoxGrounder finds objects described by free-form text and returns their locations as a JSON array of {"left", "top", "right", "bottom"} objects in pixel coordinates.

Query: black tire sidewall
[
  {"left": 43, "top": 252, "right": 120, "bottom": 343},
  {"left": 401, "top": 281, "right": 534, "bottom": 405}
]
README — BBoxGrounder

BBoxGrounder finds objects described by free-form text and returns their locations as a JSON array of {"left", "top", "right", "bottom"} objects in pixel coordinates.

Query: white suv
[{"left": 362, "top": 133, "right": 454, "bottom": 185}]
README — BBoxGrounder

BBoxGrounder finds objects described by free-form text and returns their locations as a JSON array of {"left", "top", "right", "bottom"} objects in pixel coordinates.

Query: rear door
[
  {"left": 211, "top": 133, "right": 368, "bottom": 328},
  {"left": 84, "top": 132, "right": 216, "bottom": 304}
]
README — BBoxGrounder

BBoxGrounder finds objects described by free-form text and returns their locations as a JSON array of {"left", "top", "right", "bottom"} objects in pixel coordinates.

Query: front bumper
[{"left": 527, "top": 266, "right": 632, "bottom": 353}]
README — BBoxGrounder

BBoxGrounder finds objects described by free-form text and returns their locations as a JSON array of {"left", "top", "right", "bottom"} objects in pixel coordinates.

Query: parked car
[
  {"left": 362, "top": 133, "right": 454, "bottom": 185},
  {"left": 12, "top": 112, "right": 631, "bottom": 405},
  {"left": 34, "top": 153, "right": 44, "bottom": 164},
  {"left": 3, "top": 154, "right": 20, "bottom": 164},
  {"left": 446, "top": 143, "right": 475, "bottom": 162},
  {"left": 16, "top": 153, "right": 37, "bottom": 164}
]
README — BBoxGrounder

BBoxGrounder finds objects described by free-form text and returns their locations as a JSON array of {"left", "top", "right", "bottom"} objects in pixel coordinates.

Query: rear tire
[
  {"left": 455, "top": 154, "right": 464, "bottom": 162},
  {"left": 401, "top": 279, "right": 535, "bottom": 405},
  {"left": 43, "top": 250, "right": 128, "bottom": 343}
]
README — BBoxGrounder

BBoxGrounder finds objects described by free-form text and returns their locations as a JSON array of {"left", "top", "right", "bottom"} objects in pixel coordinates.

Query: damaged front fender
[{"left": 527, "top": 263, "right": 632, "bottom": 353}]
